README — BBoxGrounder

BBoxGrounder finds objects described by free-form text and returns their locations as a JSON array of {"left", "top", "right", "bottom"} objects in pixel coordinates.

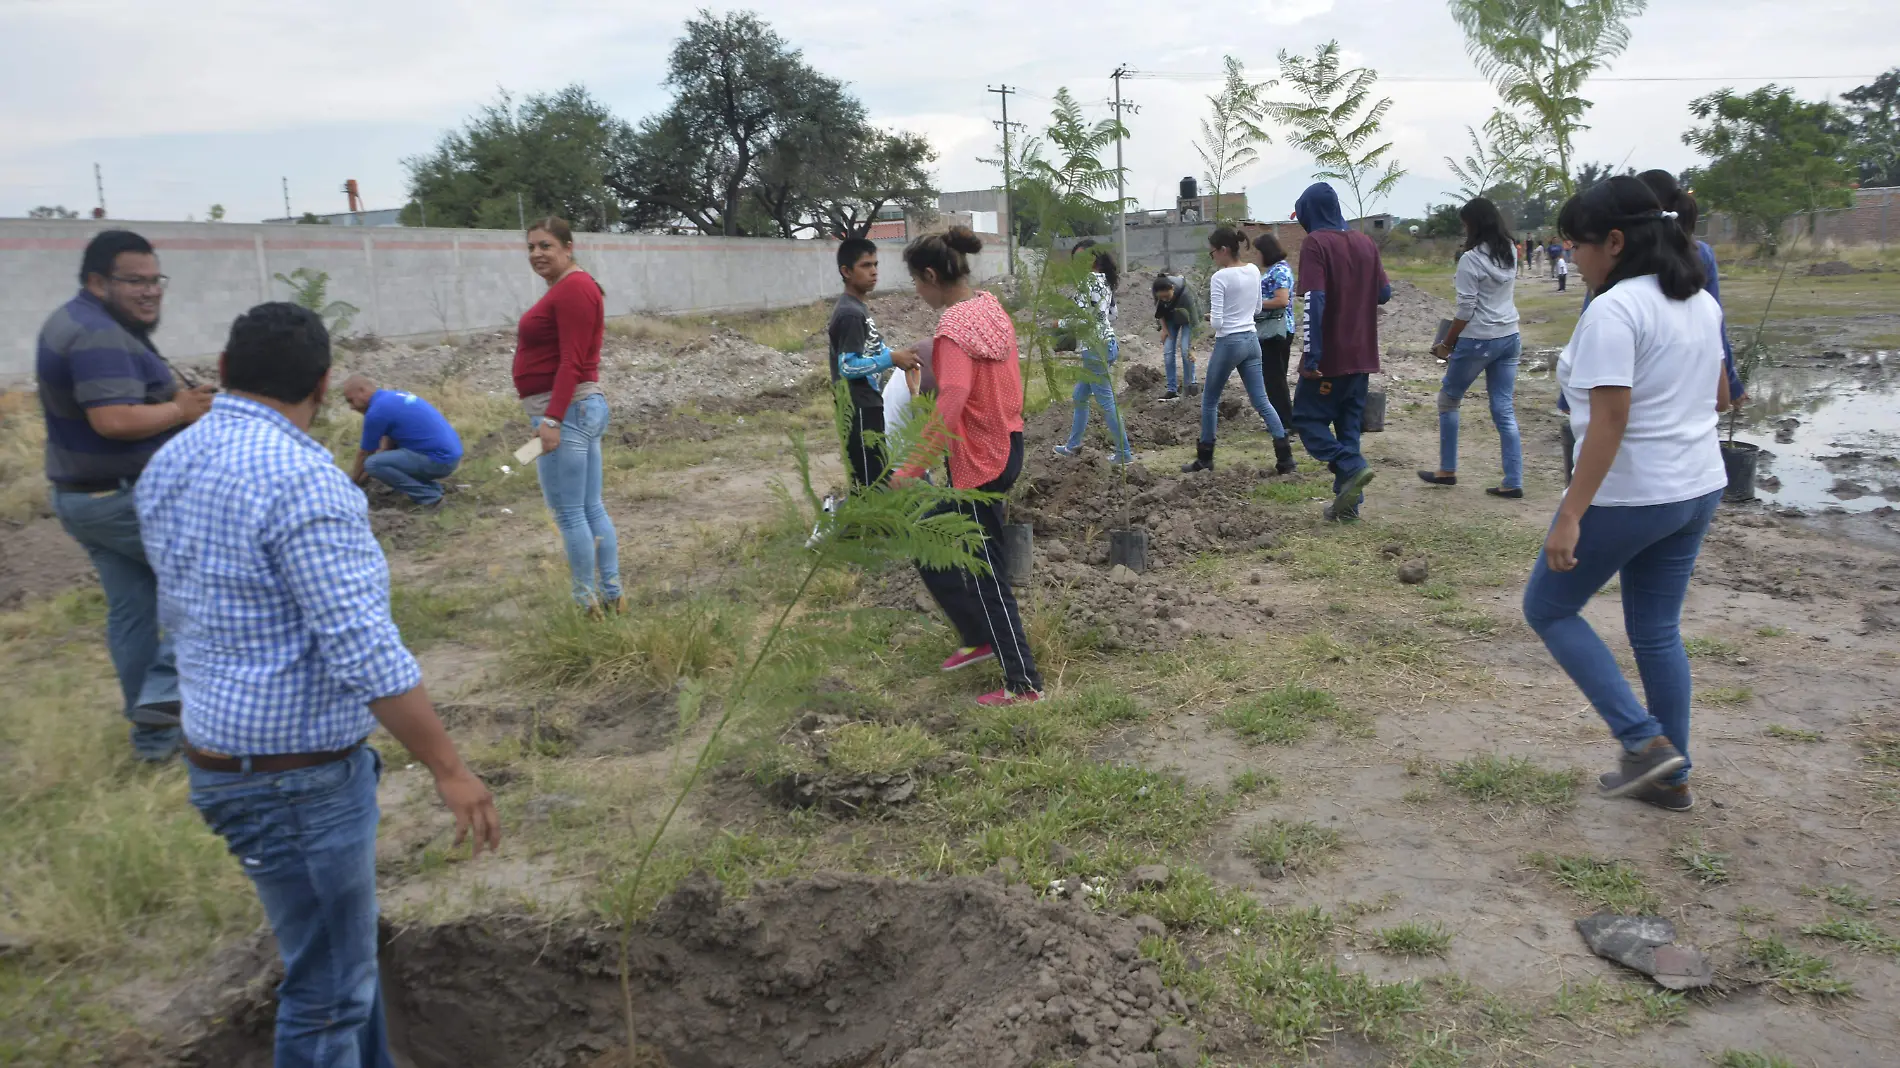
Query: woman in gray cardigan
[{"left": 1419, "top": 197, "right": 1525, "bottom": 498}]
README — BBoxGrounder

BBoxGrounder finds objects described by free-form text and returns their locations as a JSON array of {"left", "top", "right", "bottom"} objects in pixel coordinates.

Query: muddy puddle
[{"left": 1728, "top": 351, "right": 1898, "bottom": 513}]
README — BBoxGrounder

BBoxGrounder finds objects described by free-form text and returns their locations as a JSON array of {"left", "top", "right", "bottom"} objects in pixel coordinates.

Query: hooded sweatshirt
[
  {"left": 1293, "top": 182, "right": 1391, "bottom": 376},
  {"left": 905, "top": 290, "right": 1024, "bottom": 488},
  {"left": 1454, "top": 244, "right": 1520, "bottom": 341},
  {"left": 1154, "top": 274, "right": 1195, "bottom": 328}
]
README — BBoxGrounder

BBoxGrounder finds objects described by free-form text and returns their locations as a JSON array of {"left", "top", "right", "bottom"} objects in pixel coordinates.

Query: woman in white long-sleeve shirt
[{"left": 1182, "top": 227, "right": 1289, "bottom": 473}]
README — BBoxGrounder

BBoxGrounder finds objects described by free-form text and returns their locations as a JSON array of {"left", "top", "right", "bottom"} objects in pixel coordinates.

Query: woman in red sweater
[
  {"left": 898, "top": 227, "right": 1043, "bottom": 706},
  {"left": 514, "top": 216, "right": 621, "bottom": 612}
]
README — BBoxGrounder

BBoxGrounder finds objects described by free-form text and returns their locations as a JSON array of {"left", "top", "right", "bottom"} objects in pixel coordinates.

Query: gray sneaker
[
  {"left": 1332, "top": 467, "right": 1376, "bottom": 518},
  {"left": 1598, "top": 774, "right": 1695, "bottom": 811},
  {"left": 1598, "top": 737, "right": 1688, "bottom": 798}
]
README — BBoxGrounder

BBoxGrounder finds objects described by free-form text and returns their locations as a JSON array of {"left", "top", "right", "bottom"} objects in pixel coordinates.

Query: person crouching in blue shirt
[
  {"left": 341, "top": 375, "right": 463, "bottom": 507},
  {"left": 137, "top": 303, "right": 499, "bottom": 1067}
]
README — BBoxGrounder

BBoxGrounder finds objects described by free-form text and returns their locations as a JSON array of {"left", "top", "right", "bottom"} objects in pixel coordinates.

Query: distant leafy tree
[
  {"left": 1841, "top": 68, "right": 1900, "bottom": 188},
  {"left": 296, "top": 212, "right": 328, "bottom": 225},
  {"left": 207, "top": 204, "right": 226, "bottom": 222},
  {"left": 1684, "top": 86, "right": 1856, "bottom": 255},
  {"left": 1266, "top": 41, "right": 1405, "bottom": 224},
  {"left": 402, "top": 85, "right": 626, "bottom": 231},
  {"left": 983, "top": 88, "right": 1126, "bottom": 243},
  {"left": 1449, "top": 0, "right": 1648, "bottom": 197},
  {"left": 1194, "top": 56, "right": 1274, "bottom": 223},
  {"left": 274, "top": 268, "right": 359, "bottom": 335},
  {"left": 1572, "top": 161, "right": 1634, "bottom": 195},
  {"left": 28, "top": 205, "right": 79, "bottom": 220},
  {"left": 1419, "top": 202, "right": 1464, "bottom": 238},
  {"left": 1444, "top": 118, "right": 1522, "bottom": 202}
]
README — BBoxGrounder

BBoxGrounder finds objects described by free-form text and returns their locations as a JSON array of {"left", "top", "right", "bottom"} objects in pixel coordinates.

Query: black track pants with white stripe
[{"left": 919, "top": 432, "right": 1044, "bottom": 694}]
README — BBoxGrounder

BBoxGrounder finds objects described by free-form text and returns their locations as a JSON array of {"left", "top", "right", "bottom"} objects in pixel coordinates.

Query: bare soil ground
[{"left": 3, "top": 283, "right": 1898, "bottom": 1068}]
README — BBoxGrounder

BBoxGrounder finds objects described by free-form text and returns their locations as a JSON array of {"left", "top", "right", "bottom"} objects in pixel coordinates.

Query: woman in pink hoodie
[{"left": 896, "top": 227, "right": 1043, "bottom": 707}]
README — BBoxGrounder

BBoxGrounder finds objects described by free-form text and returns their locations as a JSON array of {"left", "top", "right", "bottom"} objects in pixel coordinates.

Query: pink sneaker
[
  {"left": 940, "top": 645, "right": 995, "bottom": 672},
  {"left": 976, "top": 689, "right": 1043, "bottom": 708}
]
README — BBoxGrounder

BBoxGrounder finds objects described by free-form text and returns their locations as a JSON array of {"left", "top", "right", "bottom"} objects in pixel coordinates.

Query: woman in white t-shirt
[
  {"left": 1521, "top": 176, "right": 1731, "bottom": 814},
  {"left": 1180, "top": 227, "right": 1290, "bottom": 473}
]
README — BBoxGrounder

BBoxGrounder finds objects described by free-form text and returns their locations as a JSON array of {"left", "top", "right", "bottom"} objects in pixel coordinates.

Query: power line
[{"left": 1126, "top": 71, "right": 1881, "bottom": 83}]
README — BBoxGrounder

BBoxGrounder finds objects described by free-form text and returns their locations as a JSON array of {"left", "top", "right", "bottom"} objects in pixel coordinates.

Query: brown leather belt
[{"left": 184, "top": 743, "right": 361, "bottom": 774}]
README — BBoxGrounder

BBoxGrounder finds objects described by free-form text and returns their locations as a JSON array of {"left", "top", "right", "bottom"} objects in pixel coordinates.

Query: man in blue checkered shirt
[{"left": 137, "top": 302, "right": 499, "bottom": 1068}]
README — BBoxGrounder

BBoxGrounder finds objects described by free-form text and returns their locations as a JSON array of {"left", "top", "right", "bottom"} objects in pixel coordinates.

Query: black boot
[
  {"left": 1273, "top": 437, "right": 1297, "bottom": 475},
  {"left": 1181, "top": 440, "right": 1214, "bottom": 473}
]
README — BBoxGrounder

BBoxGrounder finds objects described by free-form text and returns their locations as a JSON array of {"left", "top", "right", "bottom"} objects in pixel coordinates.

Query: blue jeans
[
  {"left": 1162, "top": 323, "right": 1196, "bottom": 392},
  {"left": 51, "top": 484, "right": 181, "bottom": 760},
  {"left": 188, "top": 747, "right": 396, "bottom": 1068},
  {"left": 1522, "top": 489, "right": 1722, "bottom": 784},
  {"left": 534, "top": 393, "right": 621, "bottom": 606},
  {"left": 1064, "top": 344, "right": 1132, "bottom": 461},
  {"left": 1200, "top": 333, "right": 1287, "bottom": 443},
  {"left": 1291, "top": 373, "right": 1369, "bottom": 500},
  {"left": 362, "top": 449, "right": 458, "bottom": 505},
  {"left": 1437, "top": 333, "right": 1523, "bottom": 489}
]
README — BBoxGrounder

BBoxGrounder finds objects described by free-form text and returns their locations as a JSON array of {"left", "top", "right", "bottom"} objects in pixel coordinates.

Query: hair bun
[{"left": 944, "top": 226, "right": 984, "bottom": 255}]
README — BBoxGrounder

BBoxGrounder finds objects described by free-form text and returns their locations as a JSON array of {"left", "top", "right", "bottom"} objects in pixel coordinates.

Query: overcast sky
[{"left": 2, "top": 0, "right": 1893, "bottom": 225}]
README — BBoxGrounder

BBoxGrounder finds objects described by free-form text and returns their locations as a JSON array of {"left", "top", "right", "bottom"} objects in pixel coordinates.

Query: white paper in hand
[{"left": 514, "top": 437, "right": 546, "bottom": 465}]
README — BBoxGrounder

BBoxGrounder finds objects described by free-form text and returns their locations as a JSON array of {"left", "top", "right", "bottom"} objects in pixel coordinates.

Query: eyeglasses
[{"left": 109, "top": 274, "right": 169, "bottom": 291}]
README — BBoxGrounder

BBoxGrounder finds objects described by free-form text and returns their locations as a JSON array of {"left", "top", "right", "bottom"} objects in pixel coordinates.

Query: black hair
[
  {"left": 1070, "top": 238, "right": 1119, "bottom": 291},
  {"left": 902, "top": 226, "right": 982, "bottom": 285},
  {"left": 222, "top": 302, "right": 332, "bottom": 403},
  {"left": 1556, "top": 175, "right": 1704, "bottom": 301},
  {"left": 1252, "top": 231, "right": 1287, "bottom": 266},
  {"left": 1151, "top": 274, "right": 1176, "bottom": 293},
  {"left": 79, "top": 230, "right": 155, "bottom": 284},
  {"left": 1635, "top": 169, "right": 1700, "bottom": 238},
  {"left": 1208, "top": 227, "right": 1243, "bottom": 257},
  {"left": 1458, "top": 197, "right": 1517, "bottom": 269},
  {"left": 836, "top": 236, "right": 878, "bottom": 272}
]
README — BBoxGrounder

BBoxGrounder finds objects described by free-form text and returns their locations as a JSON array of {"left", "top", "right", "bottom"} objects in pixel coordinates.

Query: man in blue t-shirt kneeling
[{"left": 342, "top": 375, "right": 463, "bottom": 506}]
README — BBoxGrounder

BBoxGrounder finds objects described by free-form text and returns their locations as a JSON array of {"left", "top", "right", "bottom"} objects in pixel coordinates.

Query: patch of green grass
[
  {"left": 822, "top": 722, "right": 945, "bottom": 777},
  {"left": 1671, "top": 836, "right": 1733, "bottom": 885},
  {"left": 1802, "top": 883, "right": 1876, "bottom": 912},
  {"left": 1717, "top": 1053, "right": 1798, "bottom": 1068},
  {"left": 1439, "top": 754, "right": 1580, "bottom": 809},
  {"left": 1755, "top": 625, "right": 1789, "bottom": 638},
  {"left": 1218, "top": 684, "right": 1356, "bottom": 744},
  {"left": 1252, "top": 476, "right": 1332, "bottom": 505},
  {"left": 1229, "top": 769, "right": 1280, "bottom": 797},
  {"left": 1373, "top": 921, "right": 1453, "bottom": 957},
  {"left": 1683, "top": 635, "right": 1740, "bottom": 659},
  {"left": 389, "top": 584, "right": 491, "bottom": 646},
  {"left": 1397, "top": 1026, "right": 1468, "bottom": 1067},
  {"left": 1430, "top": 604, "right": 1499, "bottom": 637},
  {"left": 1550, "top": 977, "right": 1608, "bottom": 1019},
  {"left": 1734, "top": 905, "right": 1779, "bottom": 924},
  {"left": 1800, "top": 917, "right": 1900, "bottom": 954},
  {"left": 1529, "top": 853, "right": 1661, "bottom": 913},
  {"left": 1121, "top": 867, "right": 1277, "bottom": 932},
  {"left": 1227, "top": 942, "right": 1425, "bottom": 1051},
  {"left": 1741, "top": 934, "right": 1855, "bottom": 997},
  {"left": 508, "top": 594, "right": 741, "bottom": 691},
  {"left": 1243, "top": 820, "right": 1344, "bottom": 877},
  {"left": 1700, "top": 686, "right": 1754, "bottom": 707},
  {"left": 1765, "top": 724, "right": 1824, "bottom": 743},
  {"left": 1863, "top": 732, "right": 1900, "bottom": 770},
  {"left": 0, "top": 584, "right": 108, "bottom": 642}
]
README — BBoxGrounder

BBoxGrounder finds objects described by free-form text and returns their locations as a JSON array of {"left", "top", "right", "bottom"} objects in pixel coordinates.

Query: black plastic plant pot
[
  {"left": 1000, "top": 523, "right": 1033, "bottom": 587},
  {"left": 1363, "top": 390, "right": 1387, "bottom": 433},
  {"left": 1721, "top": 440, "right": 1760, "bottom": 503},
  {"left": 1109, "top": 528, "right": 1150, "bottom": 573}
]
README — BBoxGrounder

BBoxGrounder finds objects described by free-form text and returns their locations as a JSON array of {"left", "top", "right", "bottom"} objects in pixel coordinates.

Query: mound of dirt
[
  {"left": 1808, "top": 260, "right": 1863, "bottom": 277},
  {"left": 172, "top": 873, "right": 1196, "bottom": 1068}
]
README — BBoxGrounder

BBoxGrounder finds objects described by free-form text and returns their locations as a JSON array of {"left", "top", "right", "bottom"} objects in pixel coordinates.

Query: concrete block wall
[{"left": 1, "top": 221, "right": 1009, "bottom": 380}]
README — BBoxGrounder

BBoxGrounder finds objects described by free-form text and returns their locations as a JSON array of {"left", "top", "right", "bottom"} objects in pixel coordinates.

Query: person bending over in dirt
[
  {"left": 1418, "top": 197, "right": 1525, "bottom": 499},
  {"left": 1523, "top": 176, "right": 1731, "bottom": 813},
  {"left": 1052, "top": 240, "right": 1133, "bottom": 466},
  {"left": 894, "top": 227, "right": 1044, "bottom": 708},
  {"left": 828, "top": 237, "right": 921, "bottom": 494},
  {"left": 1182, "top": 227, "right": 1293, "bottom": 474},
  {"left": 1153, "top": 272, "right": 1197, "bottom": 399},
  {"left": 341, "top": 374, "right": 464, "bottom": 507},
  {"left": 1289, "top": 184, "right": 1389, "bottom": 519},
  {"left": 137, "top": 302, "right": 499, "bottom": 1066}
]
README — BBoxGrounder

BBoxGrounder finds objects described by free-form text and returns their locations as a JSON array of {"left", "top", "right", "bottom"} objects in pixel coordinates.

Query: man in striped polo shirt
[{"left": 36, "top": 230, "right": 215, "bottom": 761}]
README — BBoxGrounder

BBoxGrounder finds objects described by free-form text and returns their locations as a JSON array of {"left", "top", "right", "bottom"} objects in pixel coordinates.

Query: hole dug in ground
[{"left": 177, "top": 872, "right": 1194, "bottom": 1068}]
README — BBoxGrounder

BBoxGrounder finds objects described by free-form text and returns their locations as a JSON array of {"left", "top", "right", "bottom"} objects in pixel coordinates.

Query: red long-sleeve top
[
  {"left": 512, "top": 270, "right": 604, "bottom": 422},
  {"left": 900, "top": 291, "right": 1024, "bottom": 488}
]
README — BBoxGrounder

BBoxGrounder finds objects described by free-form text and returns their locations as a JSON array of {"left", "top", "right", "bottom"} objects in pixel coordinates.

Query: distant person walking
[
  {"left": 1253, "top": 231, "right": 1298, "bottom": 442},
  {"left": 1547, "top": 238, "right": 1564, "bottom": 277},
  {"left": 1181, "top": 228, "right": 1292, "bottom": 473},
  {"left": 1523, "top": 176, "right": 1731, "bottom": 813},
  {"left": 342, "top": 376, "right": 463, "bottom": 507},
  {"left": 1290, "top": 183, "right": 1391, "bottom": 521},
  {"left": 1556, "top": 253, "right": 1570, "bottom": 292},
  {"left": 896, "top": 228, "right": 1043, "bottom": 707},
  {"left": 1152, "top": 272, "right": 1197, "bottom": 399},
  {"left": 139, "top": 302, "right": 498, "bottom": 1067},
  {"left": 1419, "top": 198, "right": 1525, "bottom": 498},
  {"left": 512, "top": 216, "right": 622, "bottom": 614},
  {"left": 1053, "top": 240, "right": 1132, "bottom": 466},
  {"left": 36, "top": 229, "right": 215, "bottom": 762}
]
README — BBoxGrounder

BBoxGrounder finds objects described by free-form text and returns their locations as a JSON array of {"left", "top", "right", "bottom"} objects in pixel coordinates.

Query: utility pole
[
  {"left": 282, "top": 177, "right": 292, "bottom": 220},
  {"left": 1110, "top": 66, "right": 1139, "bottom": 273},
  {"left": 987, "top": 85, "right": 1017, "bottom": 275},
  {"left": 517, "top": 191, "right": 526, "bottom": 232},
  {"left": 94, "top": 163, "right": 106, "bottom": 219}
]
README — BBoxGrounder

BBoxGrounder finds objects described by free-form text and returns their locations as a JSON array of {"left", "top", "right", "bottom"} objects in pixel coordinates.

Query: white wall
[{"left": 1, "top": 221, "right": 1009, "bottom": 379}]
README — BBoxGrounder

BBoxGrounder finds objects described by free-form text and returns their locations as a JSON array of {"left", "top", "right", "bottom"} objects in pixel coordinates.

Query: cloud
[{"left": 1261, "top": 0, "right": 1337, "bottom": 25}]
